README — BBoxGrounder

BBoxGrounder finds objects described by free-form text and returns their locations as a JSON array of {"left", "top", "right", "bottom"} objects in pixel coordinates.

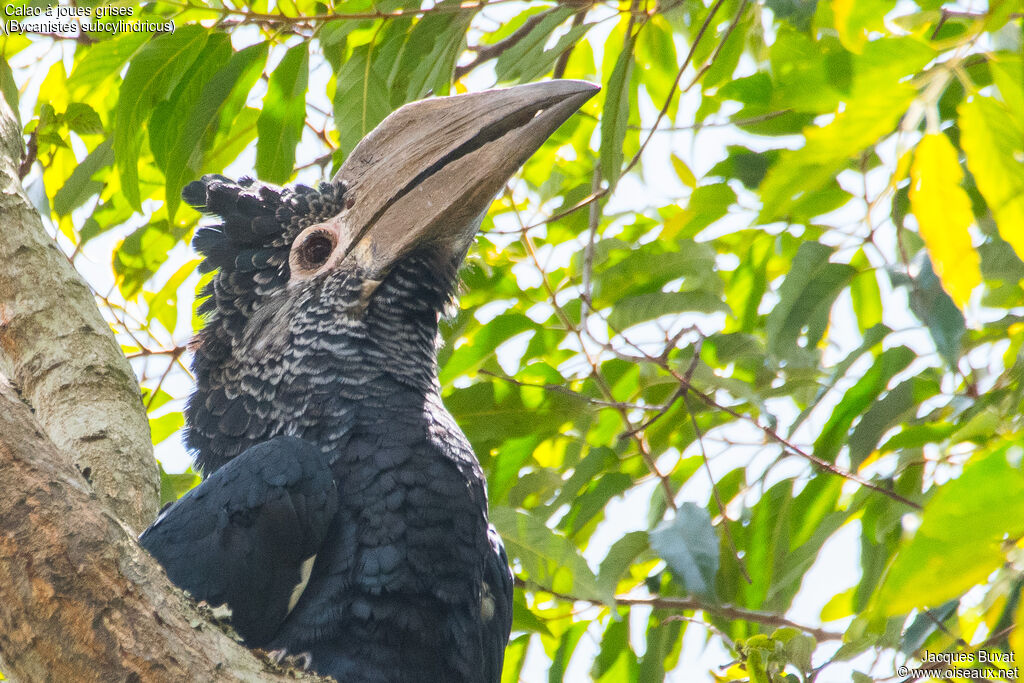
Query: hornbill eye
[{"left": 294, "top": 229, "right": 336, "bottom": 272}]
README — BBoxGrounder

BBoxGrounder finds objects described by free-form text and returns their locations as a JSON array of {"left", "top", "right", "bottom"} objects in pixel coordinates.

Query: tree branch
[
  {"left": 0, "top": 381, "right": 332, "bottom": 682},
  {"left": 454, "top": 10, "right": 553, "bottom": 81},
  {"left": 0, "top": 94, "right": 158, "bottom": 531},
  {"left": 516, "top": 577, "right": 844, "bottom": 642}
]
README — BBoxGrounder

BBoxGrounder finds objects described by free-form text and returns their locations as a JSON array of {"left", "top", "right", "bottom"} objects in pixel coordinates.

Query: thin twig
[
  {"left": 618, "top": 0, "right": 728, "bottom": 181},
  {"left": 552, "top": 9, "right": 587, "bottom": 79},
  {"left": 509, "top": 187, "right": 678, "bottom": 510},
  {"left": 455, "top": 10, "right": 553, "bottom": 80},
  {"left": 616, "top": 594, "right": 843, "bottom": 642},
  {"left": 680, "top": 0, "right": 749, "bottom": 94},
  {"left": 580, "top": 165, "right": 601, "bottom": 301},
  {"left": 518, "top": 577, "right": 845, "bottom": 642}
]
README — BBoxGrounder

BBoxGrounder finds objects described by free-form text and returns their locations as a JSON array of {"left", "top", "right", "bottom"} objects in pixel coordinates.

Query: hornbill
[{"left": 139, "top": 80, "right": 598, "bottom": 681}]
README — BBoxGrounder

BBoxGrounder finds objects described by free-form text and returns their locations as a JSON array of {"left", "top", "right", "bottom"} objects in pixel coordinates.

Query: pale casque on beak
[{"left": 287, "top": 80, "right": 599, "bottom": 285}]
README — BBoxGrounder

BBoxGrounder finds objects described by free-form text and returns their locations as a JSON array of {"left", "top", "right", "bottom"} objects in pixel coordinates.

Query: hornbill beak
[{"left": 288, "top": 80, "right": 599, "bottom": 284}]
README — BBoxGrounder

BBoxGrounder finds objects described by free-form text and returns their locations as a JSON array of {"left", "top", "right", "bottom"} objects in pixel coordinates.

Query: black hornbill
[{"left": 139, "top": 80, "right": 598, "bottom": 681}]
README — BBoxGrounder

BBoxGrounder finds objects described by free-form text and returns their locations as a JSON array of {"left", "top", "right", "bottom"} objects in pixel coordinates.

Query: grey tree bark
[
  {"left": 0, "top": 93, "right": 328, "bottom": 682},
  {"left": 0, "top": 91, "right": 158, "bottom": 532}
]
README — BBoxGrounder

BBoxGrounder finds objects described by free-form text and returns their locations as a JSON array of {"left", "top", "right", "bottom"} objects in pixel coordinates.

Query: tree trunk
[
  {"left": 0, "top": 94, "right": 327, "bottom": 682},
  {"left": 0, "top": 91, "right": 157, "bottom": 533},
  {"left": 0, "top": 382, "right": 332, "bottom": 682}
]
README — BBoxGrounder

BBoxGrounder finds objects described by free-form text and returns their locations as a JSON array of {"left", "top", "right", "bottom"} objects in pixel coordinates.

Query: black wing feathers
[{"left": 139, "top": 436, "right": 338, "bottom": 646}]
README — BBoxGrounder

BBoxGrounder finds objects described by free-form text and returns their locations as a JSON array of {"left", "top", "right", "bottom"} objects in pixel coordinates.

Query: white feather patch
[{"left": 288, "top": 554, "right": 317, "bottom": 614}]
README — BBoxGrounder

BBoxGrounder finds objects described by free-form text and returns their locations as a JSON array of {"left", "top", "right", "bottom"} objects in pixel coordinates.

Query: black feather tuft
[{"left": 182, "top": 180, "right": 208, "bottom": 209}]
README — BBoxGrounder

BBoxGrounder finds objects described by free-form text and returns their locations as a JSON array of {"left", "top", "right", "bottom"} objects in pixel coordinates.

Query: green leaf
[
  {"left": 833, "top": 0, "right": 894, "bottom": 52},
  {"left": 741, "top": 480, "right": 793, "bottom": 611},
  {"left": 670, "top": 154, "right": 696, "bottom": 188},
  {"left": 699, "top": 9, "right": 748, "bottom": 90},
  {"left": 560, "top": 473, "right": 633, "bottom": 541},
  {"left": 592, "top": 618, "right": 635, "bottom": 680},
  {"left": 758, "top": 35, "right": 934, "bottom": 222},
  {"left": 758, "top": 75, "right": 910, "bottom": 219},
  {"left": 592, "top": 242, "right": 718, "bottom": 307},
  {"left": 849, "top": 251, "right": 882, "bottom": 332},
  {"left": 67, "top": 31, "right": 149, "bottom": 100},
  {"left": 491, "top": 506, "right": 609, "bottom": 603},
  {"left": 510, "top": 18, "right": 592, "bottom": 84},
  {"left": 764, "top": 242, "right": 857, "bottom": 362},
  {"left": 600, "top": 27, "right": 635, "bottom": 187},
  {"left": 848, "top": 375, "right": 939, "bottom": 467},
  {"left": 149, "top": 411, "right": 184, "bottom": 446},
  {"left": 256, "top": 43, "right": 309, "bottom": 184},
  {"left": 150, "top": 37, "right": 232, "bottom": 171},
  {"left": 334, "top": 42, "right": 392, "bottom": 159},
  {"left": 710, "top": 147, "right": 779, "bottom": 190},
  {"left": 897, "top": 257, "right": 965, "bottom": 368},
  {"left": 649, "top": 503, "right": 719, "bottom": 601},
  {"left": 146, "top": 259, "right": 200, "bottom": 335},
  {"left": 765, "top": 0, "right": 817, "bottom": 31},
  {"left": 597, "top": 531, "right": 650, "bottom": 595},
  {"left": 53, "top": 139, "right": 113, "bottom": 216},
  {"left": 607, "top": 291, "right": 729, "bottom": 330},
  {"left": 664, "top": 183, "right": 737, "bottom": 239},
  {"left": 114, "top": 221, "right": 186, "bottom": 298},
  {"left": 501, "top": 634, "right": 530, "bottom": 683},
  {"left": 0, "top": 57, "right": 19, "bottom": 126},
  {"left": 875, "top": 446, "right": 1024, "bottom": 615},
  {"left": 63, "top": 102, "right": 103, "bottom": 135},
  {"left": 813, "top": 346, "right": 915, "bottom": 463},
  {"left": 114, "top": 25, "right": 208, "bottom": 210},
  {"left": 991, "top": 56, "right": 1024, "bottom": 115},
  {"left": 768, "top": 27, "right": 844, "bottom": 114},
  {"left": 204, "top": 106, "right": 260, "bottom": 174},
  {"left": 548, "top": 621, "right": 588, "bottom": 683},
  {"left": 439, "top": 313, "right": 535, "bottom": 385},
  {"left": 494, "top": 8, "right": 573, "bottom": 82},
  {"left": 158, "top": 464, "right": 200, "bottom": 506},
  {"left": 635, "top": 15, "right": 678, "bottom": 120},
  {"left": 391, "top": 5, "right": 471, "bottom": 102},
  {"left": 959, "top": 96, "right": 1024, "bottom": 265},
  {"left": 724, "top": 231, "right": 773, "bottom": 334},
  {"left": 900, "top": 599, "right": 959, "bottom": 655},
  {"left": 165, "top": 42, "right": 268, "bottom": 219},
  {"left": 637, "top": 618, "right": 681, "bottom": 683}
]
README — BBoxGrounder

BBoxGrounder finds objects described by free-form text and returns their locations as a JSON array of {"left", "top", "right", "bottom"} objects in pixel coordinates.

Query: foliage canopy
[{"left": 6, "top": 0, "right": 1024, "bottom": 680}]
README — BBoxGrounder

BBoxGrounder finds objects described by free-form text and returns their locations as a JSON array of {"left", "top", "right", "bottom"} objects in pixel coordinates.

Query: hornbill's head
[{"left": 183, "top": 81, "right": 598, "bottom": 474}]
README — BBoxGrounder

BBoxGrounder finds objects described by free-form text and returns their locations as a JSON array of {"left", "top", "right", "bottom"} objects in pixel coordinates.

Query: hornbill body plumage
[{"left": 139, "top": 80, "right": 598, "bottom": 681}]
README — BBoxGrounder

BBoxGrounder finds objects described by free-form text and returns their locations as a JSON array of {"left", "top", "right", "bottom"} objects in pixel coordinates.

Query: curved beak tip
[{"left": 330, "top": 80, "right": 600, "bottom": 277}]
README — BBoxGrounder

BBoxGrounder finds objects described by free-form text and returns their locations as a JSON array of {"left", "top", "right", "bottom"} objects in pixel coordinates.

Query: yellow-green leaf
[
  {"left": 759, "top": 83, "right": 915, "bottom": 222},
  {"left": 909, "top": 133, "right": 980, "bottom": 308},
  {"left": 833, "top": 0, "right": 895, "bottom": 53},
  {"left": 670, "top": 154, "right": 696, "bottom": 188},
  {"left": 874, "top": 446, "right": 1024, "bottom": 616},
  {"left": 959, "top": 96, "right": 1024, "bottom": 265}
]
